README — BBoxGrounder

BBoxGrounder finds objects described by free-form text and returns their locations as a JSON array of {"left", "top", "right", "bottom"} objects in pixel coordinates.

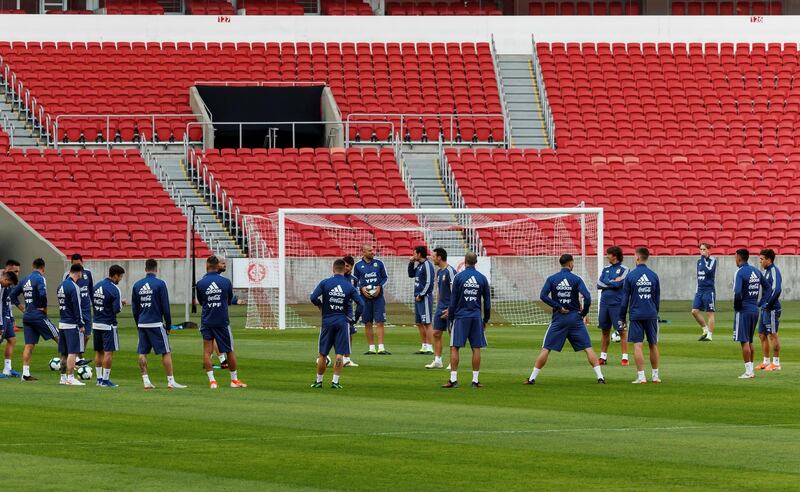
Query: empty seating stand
[
  {"left": 446, "top": 147, "right": 800, "bottom": 255},
  {"left": 527, "top": 1, "right": 641, "bottom": 15},
  {"left": 387, "top": 1, "right": 502, "bottom": 15},
  {"left": 105, "top": 0, "right": 166, "bottom": 14},
  {"left": 199, "top": 147, "right": 422, "bottom": 255},
  {"left": 671, "top": 1, "right": 782, "bottom": 15},
  {"left": 0, "top": 41, "right": 502, "bottom": 145},
  {"left": 0, "top": 148, "right": 209, "bottom": 259},
  {"left": 240, "top": 0, "right": 305, "bottom": 14}
]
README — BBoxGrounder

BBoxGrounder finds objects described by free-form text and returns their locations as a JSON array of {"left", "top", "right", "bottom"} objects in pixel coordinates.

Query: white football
[
  {"left": 77, "top": 366, "right": 93, "bottom": 380},
  {"left": 316, "top": 356, "right": 332, "bottom": 367},
  {"left": 364, "top": 285, "right": 379, "bottom": 298},
  {"left": 48, "top": 357, "right": 62, "bottom": 371},
  {"left": 611, "top": 330, "right": 621, "bottom": 343}
]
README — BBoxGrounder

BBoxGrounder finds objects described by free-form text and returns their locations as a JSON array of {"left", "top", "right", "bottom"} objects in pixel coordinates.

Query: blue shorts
[
  {"left": 734, "top": 312, "right": 758, "bottom": 343},
  {"left": 2, "top": 317, "right": 15, "bottom": 340},
  {"left": 629, "top": 319, "right": 659, "bottom": 344},
  {"left": 201, "top": 324, "right": 235, "bottom": 354},
  {"left": 414, "top": 295, "right": 433, "bottom": 324},
  {"left": 361, "top": 296, "right": 386, "bottom": 324},
  {"left": 450, "top": 317, "right": 486, "bottom": 348},
  {"left": 542, "top": 311, "right": 592, "bottom": 352},
  {"left": 319, "top": 318, "right": 350, "bottom": 356},
  {"left": 692, "top": 290, "right": 716, "bottom": 312},
  {"left": 58, "top": 328, "right": 85, "bottom": 355},
  {"left": 23, "top": 317, "right": 58, "bottom": 345},
  {"left": 94, "top": 327, "right": 119, "bottom": 352},
  {"left": 598, "top": 303, "right": 623, "bottom": 331},
  {"left": 137, "top": 326, "right": 171, "bottom": 355},
  {"left": 759, "top": 310, "right": 780, "bottom": 335},
  {"left": 433, "top": 307, "right": 450, "bottom": 331}
]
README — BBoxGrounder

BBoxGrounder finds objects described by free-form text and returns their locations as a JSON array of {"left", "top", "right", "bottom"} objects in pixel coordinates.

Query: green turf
[{"left": 0, "top": 301, "right": 797, "bottom": 491}]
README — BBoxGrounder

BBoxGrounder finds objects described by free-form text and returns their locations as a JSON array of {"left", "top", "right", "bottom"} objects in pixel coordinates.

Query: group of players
[
  {"left": 0, "top": 254, "right": 247, "bottom": 389},
  {"left": 0, "top": 241, "right": 785, "bottom": 389}
]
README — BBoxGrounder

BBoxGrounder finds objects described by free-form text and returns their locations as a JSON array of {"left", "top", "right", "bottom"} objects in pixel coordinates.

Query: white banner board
[
  {"left": 233, "top": 258, "right": 279, "bottom": 289},
  {"left": 453, "top": 256, "right": 491, "bottom": 283}
]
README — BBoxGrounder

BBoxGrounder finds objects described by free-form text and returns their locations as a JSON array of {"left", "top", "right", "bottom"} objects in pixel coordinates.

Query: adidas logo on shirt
[
  {"left": 749, "top": 272, "right": 760, "bottom": 282},
  {"left": 464, "top": 276, "right": 479, "bottom": 288},
  {"left": 556, "top": 278, "right": 571, "bottom": 290},
  {"left": 329, "top": 284, "right": 345, "bottom": 296},
  {"left": 636, "top": 274, "right": 651, "bottom": 286},
  {"left": 139, "top": 283, "right": 153, "bottom": 295},
  {"left": 205, "top": 282, "right": 222, "bottom": 295}
]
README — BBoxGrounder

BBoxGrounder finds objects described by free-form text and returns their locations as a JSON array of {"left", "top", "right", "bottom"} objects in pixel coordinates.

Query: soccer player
[
  {"left": 596, "top": 245, "right": 630, "bottom": 366},
  {"left": 132, "top": 259, "right": 186, "bottom": 390},
  {"left": 92, "top": 265, "right": 125, "bottom": 387},
  {"left": 732, "top": 249, "right": 763, "bottom": 379},
  {"left": 354, "top": 244, "right": 390, "bottom": 355},
  {"left": 65, "top": 253, "right": 93, "bottom": 365},
  {"left": 0, "top": 259, "right": 21, "bottom": 377},
  {"left": 57, "top": 264, "right": 87, "bottom": 386},
  {"left": 9, "top": 258, "right": 59, "bottom": 382},
  {"left": 756, "top": 249, "right": 781, "bottom": 372},
  {"left": 443, "top": 252, "right": 490, "bottom": 388},
  {"left": 426, "top": 247, "right": 455, "bottom": 369},
  {"left": 309, "top": 258, "right": 364, "bottom": 389},
  {"left": 408, "top": 245, "right": 435, "bottom": 355},
  {"left": 620, "top": 247, "right": 662, "bottom": 384},
  {"left": 197, "top": 256, "right": 247, "bottom": 389},
  {"left": 342, "top": 255, "right": 362, "bottom": 367},
  {"left": 525, "top": 254, "right": 604, "bottom": 385},
  {"left": 692, "top": 243, "right": 717, "bottom": 342},
  {"left": 213, "top": 257, "right": 244, "bottom": 369}
]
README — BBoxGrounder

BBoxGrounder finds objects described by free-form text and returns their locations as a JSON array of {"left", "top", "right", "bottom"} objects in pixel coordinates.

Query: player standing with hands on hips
[
  {"left": 731, "top": 249, "right": 764, "bottom": 379},
  {"left": 442, "top": 252, "right": 490, "bottom": 389},
  {"left": 756, "top": 249, "right": 781, "bottom": 372},
  {"left": 620, "top": 247, "right": 662, "bottom": 384}
]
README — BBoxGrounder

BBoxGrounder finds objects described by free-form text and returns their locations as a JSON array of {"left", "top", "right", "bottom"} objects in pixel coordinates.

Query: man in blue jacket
[
  {"left": 526, "top": 254, "right": 605, "bottom": 385},
  {"left": 620, "top": 247, "right": 662, "bottom": 384},
  {"left": 57, "top": 264, "right": 87, "bottom": 386},
  {"left": 596, "top": 245, "right": 630, "bottom": 366},
  {"left": 10, "top": 258, "right": 59, "bottom": 382},
  {"left": 408, "top": 245, "right": 435, "bottom": 355},
  {"left": 197, "top": 256, "right": 246, "bottom": 389},
  {"left": 693, "top": 243, "right": 717, "bottom": 342},
  {"left": 309, "top": 259, "right": 365, "bottom": 389},
  {"left": 65, "top": 253, "right": 94, "bottom": 366},
  {"left": 444, "top": 252, "right": 490, "bottom": 388},
  {"left": 342, "top": 255, "right": 362, "bottom": 367},
  {"left": 0, "top": 259, "right": 21, "bottom": 378},
  {"left": 354, "top": 244, "right": 390, "bottom": 355},
  {"left": 92, "top": 264, "right": 125, "bottom": 387},
  {"left": 732, "top": 249, "right": 764, "bottom": 379},
  {"left": 757, "top": 248, "right": 782, "bottom": 372},
  {"left": 132, "top": 259, "right": 186, "bottom": 390}
]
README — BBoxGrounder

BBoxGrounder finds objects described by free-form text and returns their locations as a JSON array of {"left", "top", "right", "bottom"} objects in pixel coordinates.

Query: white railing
[
  {"left": 490, "top": 34, "right": 512, "bottom": 148},
  {"left": 186, "top": 144, "right": 246, "bottom": 252},
  {"left": 1, "top": 57, "right": 51, "bottom": 142},
  {"left": 436, "top": 143, "right": 484, "bottom": 254},
  {"left": 54, "top": 113, "right": 201, "bottom": 149},
  {"left": 345, "top": 112, "right": 509, "bottom": 147},
  {"left": 531, "top": 35, "right": 556, "bottom": 149},
  {"left": 194, "top": 80, "right": 327, "bottom": 87},
  {"left": 1, "top": 113, "right": 14, "bottom": 147}
]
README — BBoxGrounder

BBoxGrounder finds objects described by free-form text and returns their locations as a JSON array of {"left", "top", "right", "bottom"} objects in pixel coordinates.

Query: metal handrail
[
  {"left": 0, "top": 55, "right": 52, "bottom": 144},
  {"left": 531, "top": 35, "right": 556, "bottom": 149},
  {"left": 490, "top": 34, "right": 512, "bottom": 148},
  {"left": 194, "top": 80, "right": 327, "bottom": 87},
  {"left": 344, "top": 112, "right": 508, "bottom": 147},
  {"left": 438, "top": 146, "right": 484, "bottom": 254},
  {"left": 0, "top": 113, "right": 14, "bottom": 147},
  {"left": 54, "top": 113, "right": 202, "bottom": 150}
]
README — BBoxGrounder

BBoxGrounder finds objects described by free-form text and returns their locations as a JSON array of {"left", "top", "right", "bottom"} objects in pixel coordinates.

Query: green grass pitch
[{"left": 0, "top": 300, "right": 797, "bottom": 491}]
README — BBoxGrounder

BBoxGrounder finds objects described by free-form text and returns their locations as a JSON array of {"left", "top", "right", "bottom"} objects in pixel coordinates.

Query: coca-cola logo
[{"left": 248, "top": 262, "right": 267, "bottom": 283}]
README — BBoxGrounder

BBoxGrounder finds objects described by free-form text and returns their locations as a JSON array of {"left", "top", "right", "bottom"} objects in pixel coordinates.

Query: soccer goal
[{"left": 242, "top": 208, "right": 603, "bottom": 330}]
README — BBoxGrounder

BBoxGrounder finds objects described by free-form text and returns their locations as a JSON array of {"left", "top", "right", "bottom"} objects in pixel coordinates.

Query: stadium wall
[{"left": 0, "top": 16, "right": 797, "bottom": 53}]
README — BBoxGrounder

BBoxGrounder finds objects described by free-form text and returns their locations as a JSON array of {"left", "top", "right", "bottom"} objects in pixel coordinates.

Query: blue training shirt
[
  {"left": 353, "top": 257, "right": 388, "bottom": 297},
  {"left": 344, "top": 273, "right": 363, "bottom": 322},
  {"left": 620, "top": 264, "right": 661, "bottom": 321},
  {"left": 408, "top": 258, "right": 435, "bottom": 298},
  {"left": 597, "top": 262, "right": 629, "bottom": 306},
  {"left": 436, "top": 264, "right": 456, "bottom": 309},
  {"left": 540, "top": 267, "right": 591, "bottom": 317},
  {"left": 92, "top": 278, "right": 123, "bottom": 327},
  {"left": 310, "top": 274, "right": 364, "bottom": 321},
  {"left": 760, "top": 264, "right": 782, "bottom": 312},
  {"left": 733, "top": 263, "right": 763, "bottom": 314},
  {"left": 57, "top": 278, "right": 84, "bottom": 328},
  {"left": 65, "top": 269, "right": 93, "bottom": 322},
  {"left": 696, "top": 256, "right": 716, "bottom": 292},
  {"left": 131, "top": 273, "right": 172, "bottom": 328},
  {"left": 10, "top": 270, "right": 48, "bottom": 321},
  {"left": 196, "top": 271, "right": 234, "bottom": 328},
  {"left": 448, "top": 266, "right": 491, "bottom": 323}
]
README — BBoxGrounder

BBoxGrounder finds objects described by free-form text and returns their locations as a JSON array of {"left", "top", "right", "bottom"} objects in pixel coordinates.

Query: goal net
[{"left": 243, "top": 208, "right": 602, "bottom": 330}]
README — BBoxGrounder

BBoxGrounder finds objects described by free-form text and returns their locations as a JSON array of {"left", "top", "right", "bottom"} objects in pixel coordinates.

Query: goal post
[{"left": 244, "top": 207, "right": 603, "bottom": 330}]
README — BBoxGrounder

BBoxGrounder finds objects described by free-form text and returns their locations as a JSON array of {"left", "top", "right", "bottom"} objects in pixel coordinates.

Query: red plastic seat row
[
  {"left": 671, "top": 1, "right": 782, "bottom": 15},
  {"left": 528, "top": 1, "right": 641, "bottom": 15}
]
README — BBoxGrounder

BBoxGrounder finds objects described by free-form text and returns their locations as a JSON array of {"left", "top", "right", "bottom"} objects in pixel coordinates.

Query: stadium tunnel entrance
[{"left": 195, "top": 85, "right": 332, "bottom": 149}]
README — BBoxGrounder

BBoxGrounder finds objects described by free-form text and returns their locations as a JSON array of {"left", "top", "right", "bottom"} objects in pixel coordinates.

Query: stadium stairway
[
  {"left": 400, "top": 149, "right": 468, "bottom": 254},
  {"left": 0, "top": 88, "right": 43, "bottom": 147},
  {"left": 144, "top": 145, "right": 245, "bottom": 258},
  {"left": 496, "top": 54, "right": 550, "bottom": 148}
]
